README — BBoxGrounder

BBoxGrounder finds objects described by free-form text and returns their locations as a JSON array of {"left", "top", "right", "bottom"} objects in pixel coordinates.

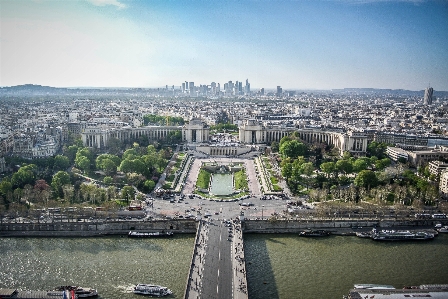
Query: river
[
  {"left": 245, "top": 233, "right": 448, "bottom": 299},
  {"left": 1, "top": 234, "right": 447, "bottom": 299}
]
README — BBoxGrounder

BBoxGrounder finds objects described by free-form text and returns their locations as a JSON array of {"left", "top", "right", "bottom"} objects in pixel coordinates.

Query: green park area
[{"left": 0, "top": 132, "right": 177, "bottom": 214}]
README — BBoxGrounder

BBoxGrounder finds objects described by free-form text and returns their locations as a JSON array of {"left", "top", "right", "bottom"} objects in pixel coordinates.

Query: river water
[
  {"left": 1, "top": 234, "right": 447, "bottom": 299},
  {"left": 245, "top": 233, "right": 448, "bottom": 299}
]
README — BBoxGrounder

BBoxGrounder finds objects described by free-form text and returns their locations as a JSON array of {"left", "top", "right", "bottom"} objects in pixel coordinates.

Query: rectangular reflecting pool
[{"left": 209, "top": 173, "right": 234, "bottom": 196}]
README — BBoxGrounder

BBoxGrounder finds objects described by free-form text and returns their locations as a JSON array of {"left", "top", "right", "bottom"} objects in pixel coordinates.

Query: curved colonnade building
[
  {"left": 81, "top": 118, "right": 209, "bottom": 149},
  {"left": 81, "top": 118, "right": 368, "bottom": 156},
  {"left": 238, "top": 119, "right": 368, "bottom": 156}
]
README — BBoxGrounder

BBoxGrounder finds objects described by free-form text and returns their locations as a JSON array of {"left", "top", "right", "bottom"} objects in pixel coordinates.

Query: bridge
[{"left": 184, "top": 219, "right": 248, "bottom": 299}]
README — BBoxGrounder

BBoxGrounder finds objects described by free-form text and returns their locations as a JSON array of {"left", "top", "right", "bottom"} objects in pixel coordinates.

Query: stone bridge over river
[{"left": 184, "top": 219, "right": 248, "bottom": 299}]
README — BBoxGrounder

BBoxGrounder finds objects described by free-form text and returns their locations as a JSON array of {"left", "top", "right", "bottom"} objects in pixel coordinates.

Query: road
[{"left": 200, "top": 220, "right": 233, "bottom": 299}]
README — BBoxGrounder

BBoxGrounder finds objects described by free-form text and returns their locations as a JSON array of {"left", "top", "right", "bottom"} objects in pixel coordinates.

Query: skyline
[{"left": 1, "top": 0, "right": 447, "bottom": 91}]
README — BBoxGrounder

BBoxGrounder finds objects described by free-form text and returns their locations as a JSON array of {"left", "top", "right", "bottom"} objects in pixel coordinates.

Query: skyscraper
[
  {"left": 245, "top": 79, "right": 250, "bottom": 95},
  {"left": 424, "top": 86, "right": 433, "bottom": 105},
  {"left": 189, "top": 82, "right": 195, "bottom": 95},
  {"left": 276, "top": 86, "right": 282, "bottom": 97}
]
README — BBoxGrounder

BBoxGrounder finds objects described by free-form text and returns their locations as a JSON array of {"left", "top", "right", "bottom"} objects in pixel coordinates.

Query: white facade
[
  {"left": 182, "top": 119, "right": 209, "bottom": 143},
  {"left": 440, "top": 170, "right": 448, "bottom": 195},
  {"left": 386, "top": 147, "right": 409, "bottom": 162},
  {"left": 82, "top": 125, "right": 182, "bottom": 149},
  {"left": 239, "top": 119, "right": 368, "bottom": 156}
]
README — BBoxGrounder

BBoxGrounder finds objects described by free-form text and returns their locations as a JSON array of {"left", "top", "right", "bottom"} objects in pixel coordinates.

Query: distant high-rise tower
[
  {"left": 276, "top": 86, "right": 282, "bottom": 97},
  {"left": 424, "top": 86, "right": 433, "bottom": 105},
  {"left": 189, "top": 82, "right": 195, "bottom": 95},
  {"left": 245, "top": 79, "right": 250, "bottom": 95}
]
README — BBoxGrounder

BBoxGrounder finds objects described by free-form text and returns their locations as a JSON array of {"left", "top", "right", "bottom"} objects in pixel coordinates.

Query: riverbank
[{"left": 1, "top": 218, "right": 446, "bottom": 237}]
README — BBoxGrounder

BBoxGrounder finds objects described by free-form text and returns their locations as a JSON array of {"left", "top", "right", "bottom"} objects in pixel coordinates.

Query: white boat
[
  {"left": 133, "top": 284, "right": 172, "bottom": 297},
  {"left": 128, "top": 231, "right": 174, "bottom": 238},
  {"left": 354, "top": 284, "right": 395, "bottom": 290},
  {"left": 370, "top": 229, "right": 435, "bottom": 241},
  {"left": 437, "top": 226, "right": 448, "bottom": 233},
  {"left": 355, "top": 231, "right": 372, "bottom": 238}
]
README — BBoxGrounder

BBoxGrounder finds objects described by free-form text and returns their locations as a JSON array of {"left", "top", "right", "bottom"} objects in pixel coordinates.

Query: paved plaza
[{"left": 151, "top": 155, "right": 293, "bottom": 222}]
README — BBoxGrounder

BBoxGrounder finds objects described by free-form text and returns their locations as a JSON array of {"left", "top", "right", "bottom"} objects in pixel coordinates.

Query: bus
[{"left": 128, "top": 206, "right": 143, "bottom": 211}]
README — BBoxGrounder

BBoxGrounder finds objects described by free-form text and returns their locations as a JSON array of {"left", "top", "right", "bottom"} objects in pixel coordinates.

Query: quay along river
[{"left": 1, "top": 234, "right": 448, "bottom": 299}]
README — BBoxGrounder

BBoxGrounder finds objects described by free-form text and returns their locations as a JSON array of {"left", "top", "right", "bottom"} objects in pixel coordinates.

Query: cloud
[{"left": 86, "top": 0, "right": 126, "bottom": 9}]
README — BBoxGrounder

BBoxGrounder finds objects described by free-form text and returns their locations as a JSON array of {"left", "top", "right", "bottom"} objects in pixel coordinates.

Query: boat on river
[
  {"left": 437, "top": 226, "right": 448, "bottom": 233},
  {"left": 371, "top": 229, "right": 435, "bottom": 241},
  {"left": 299, "top": 229, "right": 330, "bottom": 237},
  {"left": 355, "top": 231, "right": 372, "bottom": 238},
  {"left": 345, "top": 284, "right": 448, "bottom": 299},
  {"left": 133, "top": 284, "right": 172, "bottom": 297},
  {"left": 128, "top": 231, "right": 174, "bottom": 238},
  {"left": 54, "top": 286, "right": 98, "bottom": 297}
]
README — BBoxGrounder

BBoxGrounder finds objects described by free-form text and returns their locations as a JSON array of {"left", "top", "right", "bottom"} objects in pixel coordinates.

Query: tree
[
  {"left": 34, "top": 179, "right": 50, "bottom": 205},
  {"left": 75, "top": 156, "right": 90, "bottom": 173},
  {"left": 320, "top": 162, "right": 336, "bottom": 178},
  {"left": 64, "top": 145, "right": 78, "bottom": 163},
  {"left": 11, "top": 164, "right": 37, "bottom": 188},
  {"left": 53, "top": 155, "right": 70, "bottom": 171},
  {"left": 119, "top": 158, "right": 146, "bottom": 175},
  {"left": 279, "top": 140, "right": 307, "bottom": 159},
  {"left": 121, "top": 186, "right": 135, "bottom": 203},
  {"left": 281, "top": 162, "right": 293, "bottom": 179},
  {"left": 51, "top": 171, "right": 71, "bottom": 199},
  {"left": 375, "top": 158, "right": 391, "bottom": 170},
  {"left": 353, "top": 159, "right": 368, "bottom": 172},
  {"left": 367, "top": 141, "right": 388, "bottom": 158},
  {"left": 96, "top": 154, "right": 120, "bottom": 175},
  {"left": 122, "top": 148, "right": 138, "bottom": 160},
  {"left": 103, "top": 176, "right": 113, "bottom": 184},
  {"left": 0, "top": 180, "right": 13, "bottom": 197},
  {"left": 300, "top": 162, "right": 314, "bottom": 176},
  {"left": 76, "top": 147, "right": 93, "bottom": 162},
  {"left": 143, "top": 180, "right": 155, "bottom": 193},
  {"left": 336, "top": 159, "right": 353, "bottom": 174},
  {"left": 354, "top": 170, "right": 378, "bottom": 190},
  {"left": 96, "top": 154, "right": 121, "bottom": 168}
]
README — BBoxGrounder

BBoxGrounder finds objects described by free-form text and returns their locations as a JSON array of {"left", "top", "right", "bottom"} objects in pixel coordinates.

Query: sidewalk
[
  {"left": 232, "top": 220, "right": 249, "bottom": 299},
  {"left": 184, "top": 221, "right": 208, "bottom": 299}
]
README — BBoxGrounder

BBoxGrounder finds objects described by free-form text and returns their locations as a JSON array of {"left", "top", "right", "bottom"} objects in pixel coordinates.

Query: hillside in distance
[{"left": 1, "top": 84, "right": 447, "bottom": 98}]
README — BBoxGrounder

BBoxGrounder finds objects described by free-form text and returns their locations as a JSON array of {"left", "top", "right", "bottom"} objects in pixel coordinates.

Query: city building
[
  {"left": 428, "top": 160, "right": 448, "bottom": 176},
  {"left": 424, "top": 86, "right": 433, "bottom": 105},
  {"left": 386, "top": 146, "right": 409, "bottom": 162}
]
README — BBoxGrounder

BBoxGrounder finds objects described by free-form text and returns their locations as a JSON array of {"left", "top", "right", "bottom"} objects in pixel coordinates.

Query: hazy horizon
[
  {"left": 1, "top": 0, "right": 447, "bottom": 91},
  {"left": 1, "top": 83, "right": 445, "bottom": 93}
]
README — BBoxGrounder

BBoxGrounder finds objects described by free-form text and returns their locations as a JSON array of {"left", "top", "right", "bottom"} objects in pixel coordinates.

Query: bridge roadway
[{"left": 184, "top": 219, "right": 248, "bottom": 299}]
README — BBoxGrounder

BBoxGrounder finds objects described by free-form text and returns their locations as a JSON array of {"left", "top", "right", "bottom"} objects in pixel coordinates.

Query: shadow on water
[
  {"left": 244, "top": 234, "right": 280, "bottom": 299},
  {"left": 264, "top": 237, "right": 287, "bottom": 245}
]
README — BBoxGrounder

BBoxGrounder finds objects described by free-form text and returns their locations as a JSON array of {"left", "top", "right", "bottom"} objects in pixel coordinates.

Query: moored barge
[
  {"left": 128, "top": 231, "right": 174, "bottom": 238},
  {"left": 0, "top": 288, "right": 76, "bottom": 299}
]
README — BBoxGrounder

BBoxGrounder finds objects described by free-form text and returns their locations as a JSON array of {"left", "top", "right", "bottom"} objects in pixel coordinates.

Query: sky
[{"left": 1, "top": 0, "right": 447, "bottom": 91}]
